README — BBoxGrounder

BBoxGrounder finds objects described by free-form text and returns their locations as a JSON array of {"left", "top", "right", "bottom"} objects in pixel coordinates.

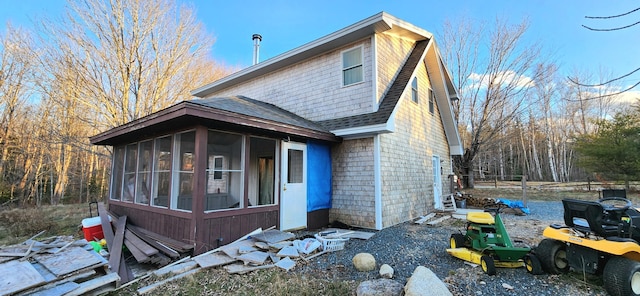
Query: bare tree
[
  {"left": 36, "top": 0, "right": 228, "bottom": 130},
  {"left": 0, "top": 25, "right": 34, "bottom": 189},
  {"left": 441, "top": 18, "right": 544, "bottom": 187}
]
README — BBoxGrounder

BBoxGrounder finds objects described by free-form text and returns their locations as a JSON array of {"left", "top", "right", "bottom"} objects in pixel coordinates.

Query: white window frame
[
  {"left": 428, "top": 87, "right": 435, "bottom": 114},
  {"left": 341, "top": 46, "right": 364, "bottom": 87},
  {"left": 411, "top": 77, "right": 419, "bottom": 103}
]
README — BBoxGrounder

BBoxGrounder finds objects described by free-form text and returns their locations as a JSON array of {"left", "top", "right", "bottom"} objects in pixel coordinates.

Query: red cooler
[{"left": 82, "top": 217, "right": 105, "bottom": 242}]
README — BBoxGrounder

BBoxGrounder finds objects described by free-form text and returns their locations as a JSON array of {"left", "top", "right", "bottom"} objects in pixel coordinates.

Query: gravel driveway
[{"left": 295, "top": 200, "right": 608, "bottom": 296}]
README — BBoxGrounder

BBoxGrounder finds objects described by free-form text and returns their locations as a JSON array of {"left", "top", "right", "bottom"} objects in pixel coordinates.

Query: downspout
[
  {"left": 374, "top": 135, "right": 382, "bottom": 230},
  {"left": 371, "top": 35, "right": 379, "bottom": 111}
]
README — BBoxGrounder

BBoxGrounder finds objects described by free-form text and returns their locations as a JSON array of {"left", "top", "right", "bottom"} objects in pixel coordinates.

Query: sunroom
[{"left": 90, "top": 96, "right": 340, "bottom": 254}]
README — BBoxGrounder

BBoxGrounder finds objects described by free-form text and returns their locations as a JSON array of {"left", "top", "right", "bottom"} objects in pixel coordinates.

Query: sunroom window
[
  {"left": 173, "top": 131, "right": 195, "bottom": 211},
  {"left": 152, "top": 136, "right": 172, "bottom": 208},
  {"left": 122, "top": 144, "right": 137, "bottom": 202},
  {"left": 205, "top": 130, "right": 244, "bottom": 211},
  {"left": 111, "top": 146, "right": 125, "bottom": 201},
  {"left": 136, "top": 140, "right": 153, "bottom": 205},
  {"left": 249, "top": 137, "right": 276, "bottom": 207}
]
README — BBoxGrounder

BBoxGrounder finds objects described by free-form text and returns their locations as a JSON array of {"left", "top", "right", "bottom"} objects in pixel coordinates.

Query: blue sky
[{"left": 1, "top": 0, "right": 638, "bottom": 90}]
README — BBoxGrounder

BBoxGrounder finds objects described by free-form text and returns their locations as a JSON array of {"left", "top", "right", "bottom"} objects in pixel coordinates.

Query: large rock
[
  {"left": 379, "top": 264, "right": 394, "bottom": 279},
  {"left": 356, "top": 279, "right": 403, "bottom": 296},
  {"left": 352, "top": 253, "right": 376, "bottom": 271},
  {"left": 404, "top": 266, "right": 452, "bottom": 296}
]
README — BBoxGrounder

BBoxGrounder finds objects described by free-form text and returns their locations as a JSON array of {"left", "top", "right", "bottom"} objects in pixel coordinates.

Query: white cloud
[{"left": 467, "top": 70, "right": 535, "bottom": 89}]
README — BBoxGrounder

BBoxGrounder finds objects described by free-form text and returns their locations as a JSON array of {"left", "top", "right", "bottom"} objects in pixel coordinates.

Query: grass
[
  {"left": 0, "top": 203, "right": 88, "bottom": 246},
  {"left": 110, "top": 268, "right": 356, "bottom": 295}
]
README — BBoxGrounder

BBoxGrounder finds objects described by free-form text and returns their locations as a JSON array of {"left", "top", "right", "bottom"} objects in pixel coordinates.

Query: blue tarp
[
  {"left": 497, "top": 198, "right": 530, "bottom": 215},
  {"left": 307, "top": 141, "right": 332, "bottom": 212}
]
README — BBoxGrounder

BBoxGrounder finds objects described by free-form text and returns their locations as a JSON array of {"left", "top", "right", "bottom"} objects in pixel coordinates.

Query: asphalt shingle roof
[{"left": 189, "top": 95, "right": 331, "bottom": 133}]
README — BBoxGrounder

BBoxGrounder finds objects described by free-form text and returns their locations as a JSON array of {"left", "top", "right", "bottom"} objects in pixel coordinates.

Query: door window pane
[{"left": 288, "top": 149, "right": 303, "bottom": 183}]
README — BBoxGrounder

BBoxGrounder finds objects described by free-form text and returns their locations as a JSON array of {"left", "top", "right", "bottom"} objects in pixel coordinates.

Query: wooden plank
[
  {"left": 137, "top": 268, "right": 202, "bottom": 295},
  {"left": 28, "top": 282, "right": 79, "bottom": 296},
  {"left": 224, "top": 263, "right": 275, "bottom": 274},
  {"left": 275, "top": 257, "right": 296, "bottom": 271},
  {"left": 0, "top": 241, "right": 35, "bottom": 258},
  {"left": 124, "top": 238, "right": 150, "bottom": 263},
  {"left": 237, "top": 251, "right": 269, "bottom": 265},
  {"left": 97, "top": 203, "right": 115, "bottom": 250},
  {"left": 320, "top": 228, "right": 376, "bottom": 239},
  {"left": 20, "top": 270, "right": 95, "bottom": 296},
  {"left": 128, "top": 224, "right": 193, "bottom": 251},
  {"left": 127, "top": 226, "right": 180, "bottom": 258},
  {"left": 108, "top": 215, "right": 127, "bottom": 275},
  {"left": 0, "top": 260, "right": 46, "bottom": 295},
  {"left": 276, "top": 246, "right": 299, "bottom": 258},
  {"left": 124, "top": 229, "right": 158, "bottom": 256},
  {"left": 33, "top": 246, "right": 103, "bottom": 277},
  {"left": 64, "top": 272, "right": 120, "bottom": 296},
  {"left": 252, "top": 229, "right": 295, "bottom": 244},
  {"left": 193, "top": 252, "right": 236, "bottom": 268},
  {"left": 153, "top": 261, "right": 198, "bottom": 276}
]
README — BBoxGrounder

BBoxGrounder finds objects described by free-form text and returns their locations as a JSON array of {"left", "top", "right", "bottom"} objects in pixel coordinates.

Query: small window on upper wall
[
  {"left": 428, "top": 88, "right": 435, "bottom": 114},
  {"left": 411, "top": 77, "right": 418, "bottom": 103},
  {"left": 342, "top": 46, "right": 363, "bottom": 86}
]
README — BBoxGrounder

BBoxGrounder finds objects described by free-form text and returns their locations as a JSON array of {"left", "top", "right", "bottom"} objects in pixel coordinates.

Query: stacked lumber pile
[
  {"left": 0, "top": 233, "right": 117, "bottom": 296},
  {"left": 96, "top": 203, "right": 193, "bottom": 284},
  {"left": 0, "top": 203, "right": 194, "bottom": 295}
]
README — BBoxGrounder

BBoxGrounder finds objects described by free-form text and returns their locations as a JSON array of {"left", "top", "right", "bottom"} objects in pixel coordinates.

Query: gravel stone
[{"left": 294, "top": 200, "right": 608, "bottom": 295}]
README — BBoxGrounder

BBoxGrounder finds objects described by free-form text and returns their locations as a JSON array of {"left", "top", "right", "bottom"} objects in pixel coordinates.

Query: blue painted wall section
[{"left": 307, "top": 141, "right": 332, "bottom": 212}]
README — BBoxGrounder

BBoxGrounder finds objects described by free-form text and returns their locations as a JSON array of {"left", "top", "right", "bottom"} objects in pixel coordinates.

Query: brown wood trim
[
  {"left": 203, "top": 205, "right": 279, "bottom": 219},
  {"left": 91, "top": 103, "right": 189, "bottom": 144},
  {"left": 192, "top": 126, "right": 207, "bottom": 251},
  {"left": 108, "top": 199, "right": 193, "bottom": 219}
]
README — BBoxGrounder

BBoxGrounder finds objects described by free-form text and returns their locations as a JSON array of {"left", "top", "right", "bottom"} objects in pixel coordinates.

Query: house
[{"left": 90, "top": 12, "right": 463, "bottom": 254}]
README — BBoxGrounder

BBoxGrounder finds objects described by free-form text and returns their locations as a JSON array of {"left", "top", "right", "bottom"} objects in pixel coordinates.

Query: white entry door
[
  {"left": 432, "top": 156, "right": 442, "bottom": 210},
  {"left": 280, "top": 141, "right": 307, "bottom": 230}
]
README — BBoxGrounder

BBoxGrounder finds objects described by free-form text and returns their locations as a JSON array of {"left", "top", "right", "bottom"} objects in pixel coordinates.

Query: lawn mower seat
[{"left": 562, "top": 199, "right": 621, "bottom": 238}]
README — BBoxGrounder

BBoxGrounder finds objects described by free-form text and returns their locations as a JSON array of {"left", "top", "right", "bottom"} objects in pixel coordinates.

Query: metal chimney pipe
[{"left": 252, "top": 34, "right": 262, "bottom": 65}]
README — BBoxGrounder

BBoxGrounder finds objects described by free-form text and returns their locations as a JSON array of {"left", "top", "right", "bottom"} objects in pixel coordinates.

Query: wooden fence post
[{"left": 522, "top": 175, "right": 527, "bottom": 207}]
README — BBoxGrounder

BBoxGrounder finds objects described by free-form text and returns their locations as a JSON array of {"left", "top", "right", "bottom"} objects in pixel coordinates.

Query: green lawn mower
[{"left": 447, "top": 205, "right": 543, "bottom": 275}]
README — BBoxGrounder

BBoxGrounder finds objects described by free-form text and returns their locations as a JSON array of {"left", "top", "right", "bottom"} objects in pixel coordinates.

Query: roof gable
[
  {"left": 317, "top": 39, "right": 430, "bottom": 131},
  {"left": 191, "top": 12, "right": 433, "bottom": 98}
]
